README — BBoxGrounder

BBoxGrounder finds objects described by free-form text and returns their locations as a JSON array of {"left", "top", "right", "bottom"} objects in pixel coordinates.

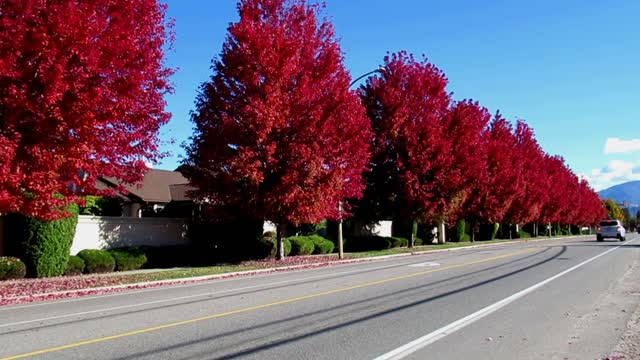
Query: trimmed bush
[
  {"left": 80, "top": 196, "right": 122, "bottom": 216},
  {"left": 18, "top": 204, "right": 80, "bottom": 277},
  {"left": 287, "top": 236, "right": 315, "bottom": 256},
  {"left": 390, "top": 237, "right": 409, "bottom": 248},
  {"left": 64, "top": 255, "right": 85, "bottom": 276},
  {"left": 309, "top": 235, "right": 335, "bottom": 254},
  {"left": 0, "top": 257, "right": 27, "bottom": 280},
  {"left": 77, "top": 249, "right": 115, "bottom": 274},
  {"left": 283, "top": 238, "right": 292, "bottom": 256},
  {"left": 453, "top": 220, "right": 470, "bottom": 242},
  {"left": 264, "top": 238, "right": 292, "bottom": 257},
  {"left": 414, "top": 237, "right": 424, "bottom": 246},
  {"left": 108, "top": 247, "right": 147, "bottom": 271},
  {"left": 516, "top": 230, "right": 531, "bottom": 239},
  {"left": 491, "top": 223, "right": 500, "bottom": 240}
]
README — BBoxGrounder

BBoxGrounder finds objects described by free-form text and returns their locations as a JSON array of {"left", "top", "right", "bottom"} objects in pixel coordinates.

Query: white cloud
[
  {"left": 581, "top": 159, "right": 640, "bottom": 191},
  {"left": 604, "top": 138, "right": 640, "bottom": 154}
]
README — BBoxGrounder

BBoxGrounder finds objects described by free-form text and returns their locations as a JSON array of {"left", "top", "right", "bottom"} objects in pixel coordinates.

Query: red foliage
[
  {"left": 360, "top": 51, "right": 452, "bottom": 222},
  {"left": 184, "top": 0, "right": 371, "bottom": 226},
  {"left": 0, "top": 0, "right": 173, "bottom": 219},
  {"left": 476, "top": 113, "right": 525, "bottom": 223},
  {"left": 503, "top": 121, "right": 548, "bottom": 225},
  {"left": 445, "top": 100, "right": 492, "bottom": 223}
]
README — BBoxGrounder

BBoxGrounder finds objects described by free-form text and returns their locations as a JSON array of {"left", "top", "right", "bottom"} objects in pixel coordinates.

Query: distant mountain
[{"left": 598, "top": 180, "right": 640, "bottom": 205}]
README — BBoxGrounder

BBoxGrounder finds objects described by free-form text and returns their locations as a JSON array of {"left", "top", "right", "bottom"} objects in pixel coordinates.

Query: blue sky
[{"left": 158, "top": 0, "right": 640, "bottom": 191}]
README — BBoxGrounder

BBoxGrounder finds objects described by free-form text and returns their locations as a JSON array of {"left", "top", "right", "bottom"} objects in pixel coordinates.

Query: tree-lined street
[{"left": 1, "top": 235, "right": 639, "bottom": 359}]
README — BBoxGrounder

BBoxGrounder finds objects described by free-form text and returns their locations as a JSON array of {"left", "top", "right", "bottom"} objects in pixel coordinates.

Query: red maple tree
[
  {"left": 444, "top": 100, "right": 492, "bottom": 240},
  {"left": 483, "top": 115, "right": 525, "bottom": 224},
  {"left": 502, "top": 121, "right": 548, "bottom": 233},
  {"left": 0, "top": 0, "right": 173, "bottom": 219},
  {"left": 184, "top": 0, "right": 371, "bottom": 259},
  {"left": 359, "top": 51, "right": 453, "bottom": 246}
]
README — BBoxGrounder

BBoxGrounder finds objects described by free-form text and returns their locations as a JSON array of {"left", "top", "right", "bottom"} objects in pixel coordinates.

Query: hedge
[
  {"left": 0, "top": 257, "right": 27, "bottom": 280},
  {"left": 288, "top": 236, "right": 315, "bottom": 256},
  {"left": 77, "top": 249, "right": 115, "bottom": 274},
  {"left": 64, "top": 255, "right": 85, "bottom": 276},
  {"left": 389, "top": 237, "right": 409, "bottom": 248},
  {"left": 516, "top": 230, "right": 531, "bottom": 239},
  {"left": 271, "top": 238, "right": 292, "bottom": 257},
  {"left": 309, "top": 235, "right": 335, "bottom": 254},
  {"left": 19, "top": 204, "right": 80, "bottom": 277},
  {"left": 108, "top": 247, "right": 147, "bottom": 271}
]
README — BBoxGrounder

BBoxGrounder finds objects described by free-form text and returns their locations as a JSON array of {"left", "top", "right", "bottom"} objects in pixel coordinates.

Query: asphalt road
[{"left": 1, "top": 235, "right": 639, "bottom": 360}]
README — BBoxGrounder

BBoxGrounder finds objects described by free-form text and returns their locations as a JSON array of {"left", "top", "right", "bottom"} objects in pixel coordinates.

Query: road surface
[{"left": 1, "top": 235, "right": 639, "bottom": 359}]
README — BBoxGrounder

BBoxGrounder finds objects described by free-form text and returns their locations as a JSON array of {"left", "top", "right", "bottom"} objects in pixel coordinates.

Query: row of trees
[
  {"left": 183, "top": 0, "right": 605, "bottom": 258},
  {"left": 1, "top": 0, "right": 605, "bottom": 261}
]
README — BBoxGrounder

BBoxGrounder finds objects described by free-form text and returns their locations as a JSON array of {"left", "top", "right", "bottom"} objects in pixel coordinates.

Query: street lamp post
[
  {"left": 336, "top": 67, "right": 385, "bottom": 260},
  {"left": 349, "top": 67, "right": 385, "bottom": 88}
]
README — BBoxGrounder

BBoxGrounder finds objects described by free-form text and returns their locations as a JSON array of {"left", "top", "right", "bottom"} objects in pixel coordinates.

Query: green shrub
[
  {"left": 390, "top": 237, "right": 409, "bottom": 247},
  {"left": 414, "top": 237, "right": 424, "bottom": 246},
  {"left": 64, "top": 255, "right": 85, "bottom": 276},
  {"left": 287, "top": 236, "right": 315, "bottom": 256},
  {"left": 453, "top": 220, "right": 470, "bottom": 242},
  {"left": 264, "top": 238, "right": 292, "bottom": 257},
  {"left": 19, "top": 204, "right": 79, "bottom": 277},
  {"left": 80, "top": 196, "right": 122, "bottom": 216},
  {"left": 77, "top": 249, "right": 115, "bottom": 274},
  {"left": 108, "top": 247, "right": 147, "bottom": 271},
  {"left": 309, "top": 235, "right": 335, "bottom": 254},
  {"left": 491, "top": 223, "right": 500, "bottom": 240},
  {"left": 0, "top": 257, "right": 27, "bottom": 280},
  {"left": 516, "top": 230, "right": 531, "bottom": 239}
]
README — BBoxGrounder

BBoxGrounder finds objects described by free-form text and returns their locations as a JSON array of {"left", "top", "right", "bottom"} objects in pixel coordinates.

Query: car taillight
[
  {"left": 596, "top": 226, "right": 601, "bottom": 231},
  {"left": 617, "top": 226, "right": 621, "bottom": 230}
]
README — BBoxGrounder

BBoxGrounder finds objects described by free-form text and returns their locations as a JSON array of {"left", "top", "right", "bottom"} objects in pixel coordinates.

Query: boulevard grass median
[{"left": 0, "top": 236, "right": 569, "bottom": 305}]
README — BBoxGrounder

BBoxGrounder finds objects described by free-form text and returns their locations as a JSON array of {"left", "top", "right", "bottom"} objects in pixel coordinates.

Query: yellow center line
[{"left": 1, "top": 247, "right": 536, "bottom": 360}]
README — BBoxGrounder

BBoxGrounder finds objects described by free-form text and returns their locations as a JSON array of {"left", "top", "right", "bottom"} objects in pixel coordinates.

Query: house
[{"left": 97, "top": 169, "right": 196, "bottom": 218}]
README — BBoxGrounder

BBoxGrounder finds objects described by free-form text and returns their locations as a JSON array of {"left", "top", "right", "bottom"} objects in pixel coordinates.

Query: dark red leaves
[
  {"left": 0, "top": 0, "right": 173, "bottom": 220},
  {"left": 184, "top": 0, "right": 371, "bottom": 225}
]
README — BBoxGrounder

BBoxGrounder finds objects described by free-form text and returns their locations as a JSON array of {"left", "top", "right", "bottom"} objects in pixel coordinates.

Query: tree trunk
[
  {"left": 509, "top": 224, "right": 512, "bottom": 240},
  {"left": 408, "top": 219, "right": 417, "bottom": 248},
  {"left": 337, "top": 219, "right": 344, "bottom": 260},
  {"left": 471, "top": 219, "right": 477, "bottom": 243},
  {"left": 276, "top": 223, "right": 285, "bottom": 260}
]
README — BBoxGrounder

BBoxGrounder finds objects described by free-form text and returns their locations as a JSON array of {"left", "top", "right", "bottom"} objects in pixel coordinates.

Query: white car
[{"left": 596, "top": 219, "right": 626, "bottom": 242}]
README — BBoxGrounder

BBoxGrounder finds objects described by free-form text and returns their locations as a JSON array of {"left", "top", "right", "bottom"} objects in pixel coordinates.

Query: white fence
[
  {"left": 352, "top": 221, "right": 393, "bottom": 237},
  {"left": 71, "top": 216, "right": 190, "bottom": 255}
]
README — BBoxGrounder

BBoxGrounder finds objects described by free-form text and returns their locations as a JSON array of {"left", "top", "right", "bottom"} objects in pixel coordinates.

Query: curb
[{"left": 2, "top": 234, "right": 593, "bottom": 304}]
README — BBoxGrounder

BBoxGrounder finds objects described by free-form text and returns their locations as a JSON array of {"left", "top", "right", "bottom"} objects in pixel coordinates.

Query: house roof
[
  {"left": 169, "top": 183, "right": 196, "bottom": 202},
  {"left": 101, "top": 169, "right": 192, "bottom": 203}
]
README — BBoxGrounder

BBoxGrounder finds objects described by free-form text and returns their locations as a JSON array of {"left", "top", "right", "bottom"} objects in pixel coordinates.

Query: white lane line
[
  {"left": 0, "top": 255, "right": 454, "bottom": 328},
  {"left": 373, "top": 239, "right": 637, "bottom": 360},
  {"left": 408, "top": 262, "right": 441, "bottom": 267}
]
